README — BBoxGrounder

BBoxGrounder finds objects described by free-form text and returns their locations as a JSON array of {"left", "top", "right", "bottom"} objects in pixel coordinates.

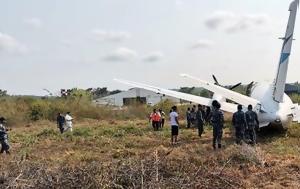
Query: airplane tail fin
[{"left": 273, "top": 0, "right": 299, "bottom": 102}]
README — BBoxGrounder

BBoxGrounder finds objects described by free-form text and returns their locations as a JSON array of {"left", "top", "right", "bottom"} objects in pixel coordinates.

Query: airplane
[{"left": 115, "top": 0, "right": 300, "bottom": 128}]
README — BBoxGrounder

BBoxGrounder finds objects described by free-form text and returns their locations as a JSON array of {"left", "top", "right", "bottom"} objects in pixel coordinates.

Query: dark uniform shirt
[
  {"left": 196, "top": 110, "right": 204, "bottom": 124},
  {"left": 186, "top": 110, "right": 191, "bottom": 120},
  {"left": 57, "top": 115, "right": 65, "bottom": 127},
  {"left": 245, "top": 110, "right": 259, "bottom": 128},
  {"left": 0, "top": 124, "right": 8, "bottom": 141},
  {"left": 211, "top": 109, "right": 224, "bottom": 128},
  {"left": 232, "top": 110, "right": 246, "bottom": 128}
]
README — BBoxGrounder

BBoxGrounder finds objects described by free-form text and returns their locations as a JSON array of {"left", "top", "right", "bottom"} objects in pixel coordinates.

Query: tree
[{"left": 0, "top": 89, "right": 7, "bottom": 97}]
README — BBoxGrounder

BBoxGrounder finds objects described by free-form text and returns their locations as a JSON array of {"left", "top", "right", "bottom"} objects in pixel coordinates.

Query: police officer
[
  {"left": 186, "top": 108, "right": 192, "bottom": 128},
  {"left": 196, "top": 105, "right": 204, "bottom": 137},
  {"left": 0, "top": 117, "right": 10, "bottom": 154},
  {"left": 211, "top": 100, "right": 224, "bottom": 149},
  {"left": 245, "top": 105, "right": 259, "bottom": 145},
  {"left": 56, "top": 113, "right": 65, "bottom": 134},
  {"left": 232, "top": 105, "right": 246, "bottom": 144}
]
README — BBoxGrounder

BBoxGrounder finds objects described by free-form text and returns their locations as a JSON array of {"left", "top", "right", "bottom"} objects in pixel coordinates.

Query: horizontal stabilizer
[{"left": 114, "top": 78, "right": 237, "bottom": 113}]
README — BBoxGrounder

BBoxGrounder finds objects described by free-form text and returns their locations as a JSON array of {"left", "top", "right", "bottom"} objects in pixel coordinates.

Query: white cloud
[
  {"left": 103, "top": 47, "right": 138, "bottom": 62},
  {"left": 204, "top": 11, "right": 270, "bottom": 33},
  {"left": 0, "top": 32, "right": 28, "bottom": 55},
  {"left": 143, "top": 52, "right": 164, "bottom": 62},
  {"left": 91, "top": 29, "right": 131, "bottom": 42},
  {"left": 226, "top": 14, "right": 270, "bottom": 33},
  {"left": 24, "top": 17, "right": 43, "bottom": 28},
  {"left": 190, "top": 40, "right": 214, "bottom": 50},
  {"left": 204, "top": 11, "right": 236, "bottom": 30}
]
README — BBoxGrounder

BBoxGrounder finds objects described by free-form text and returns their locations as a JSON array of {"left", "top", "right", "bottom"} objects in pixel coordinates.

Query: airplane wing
[
  {"left": 114, "top": 78, "right": 237, "bottom": 113},
  {"left": 180, "top": 74, "right": 261, "bottom": 109}
]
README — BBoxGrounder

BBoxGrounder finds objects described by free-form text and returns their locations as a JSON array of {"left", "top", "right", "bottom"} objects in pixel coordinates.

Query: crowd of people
[
  {"left": 149, "top": 109, "right": 165, "bottom": 131},
  {"left": 0, "top": 101, "right": 259, "bottom": 155},
  {"left": 149, "top": 100, "right": 259, "bottom": 148}
]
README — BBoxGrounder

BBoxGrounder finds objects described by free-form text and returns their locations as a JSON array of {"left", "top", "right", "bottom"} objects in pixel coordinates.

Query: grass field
[{"left": 0, "top": 119, "right": 299, "bottom": 188}]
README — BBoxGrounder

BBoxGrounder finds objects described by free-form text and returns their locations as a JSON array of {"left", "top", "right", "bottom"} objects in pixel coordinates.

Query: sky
[{"left": 0, "top": 0, "right": 300, "bottom": 95}]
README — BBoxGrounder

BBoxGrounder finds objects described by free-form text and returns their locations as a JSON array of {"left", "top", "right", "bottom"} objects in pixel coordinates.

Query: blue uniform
[
  {"left": 211, "top": 108, "right": 224, "bottom": 149},
  {"left": 0, "top": 124, "right": 10, "bottom": 154},
  {"left": 232, "top": 110, "right": 246, "bottom": 144},
  {"left": 196, "top": 110, "right": 204, "bottom": 137},
  {"left": 245, "top": 110, "right": 259, "bottom": 144}
]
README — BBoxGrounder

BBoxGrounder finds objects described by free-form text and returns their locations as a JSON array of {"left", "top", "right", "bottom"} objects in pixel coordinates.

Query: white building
[{"left": 94, "top": 88, "right": 180, "bottom": 106}]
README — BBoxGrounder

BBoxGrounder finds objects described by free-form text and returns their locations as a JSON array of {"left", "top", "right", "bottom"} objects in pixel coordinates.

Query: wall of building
[{"left": 94, "top": 88, "right": 180, "bottom": 106}]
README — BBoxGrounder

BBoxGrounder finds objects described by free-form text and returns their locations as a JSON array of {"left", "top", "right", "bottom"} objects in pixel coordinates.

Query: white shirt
[
  {"left": 65, "top": 114, "right": 73, "bottom": 128},
  {"left": 170, "top": 111, "right": 179, "bottom": 126}
]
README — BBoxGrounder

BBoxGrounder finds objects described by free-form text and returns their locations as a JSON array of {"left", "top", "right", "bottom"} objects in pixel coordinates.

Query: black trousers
[
  {"left": 160, "top": 119, "right": 165, "bottom": 128},
  {"left": 247, "top": 127, "right": 256, "bottom": 144},
  {"left": 197, "top": 122, "right": 204, "bottom": 137},
  {"left": 152, "top": 121, "right": 159, "bottom": 131},
  {"left": 0, "top": 140, "right": 10, "bottom": 153},
  {"left": 187, "top": 119, "right": 191, "bottom": 128},
  {"left": 213, "top": 126, "right": 223, "bottom": 148},
  {"left": 235, "top": 126, "right": 244, "bottom": 144},
  {"left": 58, "top": 123, "right": 64, "bottom": 133}
]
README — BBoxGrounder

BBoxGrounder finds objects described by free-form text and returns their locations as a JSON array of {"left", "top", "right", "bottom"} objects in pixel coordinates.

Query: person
[
  {"left": 56, "top": 113, "right": 65, "bottom": 134},
  {"left": 149, "top": 109, "right": 161, "bottom": 131},
  {"left": 232, "top": 105, "right": 246, "bottom": 144},
  {"left": 186, "top": 108, "right": 192, "bottom": 128},
  {"left": 170, "top": 106, "right": 179, "bottom": 145},
  {"left": 190, "top": 106, "right": 196, "bottom": 126},
  {"left": 211, "top": 101, "right": 224, "bottom": 149},
  {"left": 64, "top": 112, "right": 73, "bottom": 132},
  {"left": 205, "top": 106, "right": 212, "bottom": 125},
  {"left": 0, "top": 117, "right": 10, "bottom": 154},
  {"left": 159, "top": 109, "right": 166, "bottom": 129},
  {"left": 245, "top": 105, "right": 259, "bottom": 145},
  {"left": 196, "top": 105, "right": 204, "bottom": 137}
]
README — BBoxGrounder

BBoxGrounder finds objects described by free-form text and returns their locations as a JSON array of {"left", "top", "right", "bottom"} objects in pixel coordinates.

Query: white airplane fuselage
[
  {"left": 250, "top": 83, "right": 294, "bottom": 128},
  {"left": 212, "top": 82, "right": 294, "bottom": 128}
]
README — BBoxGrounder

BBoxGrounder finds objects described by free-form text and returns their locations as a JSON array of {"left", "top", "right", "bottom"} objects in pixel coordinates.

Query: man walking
[
  {"left": 56, "top": 113, "right": 65, "bottom": 134},
  {"left": 196, "top": 105, "right": 204, "bottom": 137},
  {"left": 245, "top": 105, "right": 259, "bottom": 145},
  {"left": 170, "top": 106, "right": 179, "bottom": 145},
  {"left": 232, "top": 105, "right": 246, "bottom": 144},
  {"left": 0, "top": 117, "right": 10, "bottom": 154},
  {"left": 186, "top": 108, "right": 191, "bottom": 128},
  {"left": 65, "top": 112, "right": 73, "bottom": 132},
  {"left": 159, "top": 109, "right": 166, "bottom": 129},
  {"left": 211, "top": 101, "right": 224, "bottom": 149},
  {"left": 149, "top": 109, "right": 161, "bottom": 131}
]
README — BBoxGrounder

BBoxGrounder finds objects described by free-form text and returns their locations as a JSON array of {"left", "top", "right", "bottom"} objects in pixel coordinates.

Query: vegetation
[
  {"left": 0, "top": 120, "right": 299, "bottom": 188},
  {"left": 0, "top": 88, "right": 299, "bottom": 188}
]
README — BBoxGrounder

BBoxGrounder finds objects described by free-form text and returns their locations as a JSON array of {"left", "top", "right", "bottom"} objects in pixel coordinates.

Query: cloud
[
  {"left": 142, "top": 52, "right": 164, "bottom": 62},
  {"left": 226, "top": 14, "right": 270, "bottom": 33},
  {"left": 103, "top": 47, "right": 138, "bottom": 62},
  {"left": 204, "top": 11, "right": 236, "bottom": 30},
  {"left": 0, "top": 32, "right": 28, "bottom": 55},
  {"left": 91, "top": 29, "right": 131, "bottom": 42},
  {"left": 24, "top": 17, "right": 43, "bottom": 28},
  {"left": 190, "top": 40, "right": 214, "bottom": 50},
  {"left": 204, "top": 11, "right": 270, "bottom": 33}
]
